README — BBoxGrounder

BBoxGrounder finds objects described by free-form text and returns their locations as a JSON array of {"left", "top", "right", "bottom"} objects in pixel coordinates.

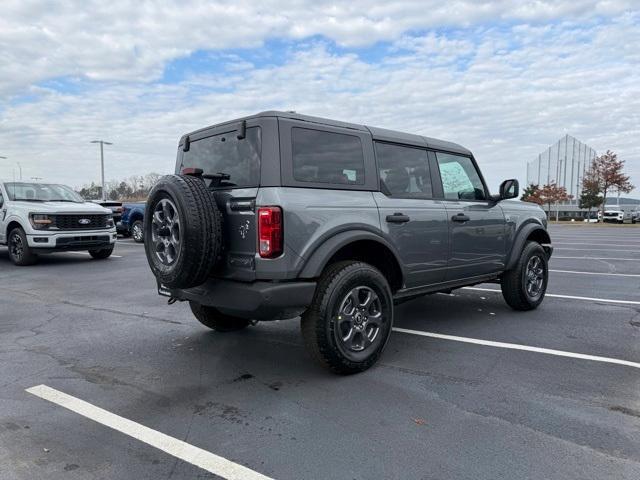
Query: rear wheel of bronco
[
  {"left": 301, "top": 261, "right": 393, "bottom": 374},
  {"left": 189, "top": 302, "right": 250, "bottom": 332},
  {"left": 8, "top": 227, "right": 38, "bottom": 266},
  {"left": 89, "top": 246, "right": 114, "bottom": 259},
  {"left": 144, "top": 175, "right": 222, "bottom": 289},
  {"left": 501, "top": 241, "right": 548, "bottom": 311}
]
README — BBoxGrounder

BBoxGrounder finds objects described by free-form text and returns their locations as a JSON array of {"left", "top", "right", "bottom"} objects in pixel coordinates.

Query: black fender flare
[
  {"left": 505, "top": 222, "right": 552, "bottom": 271},
  {"left": 298, "top": 229, "right": 407, "bottom": 282}
]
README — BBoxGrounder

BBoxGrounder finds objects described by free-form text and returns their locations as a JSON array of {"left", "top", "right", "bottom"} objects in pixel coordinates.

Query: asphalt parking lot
[{"left": 1, "top": 224, "right": 639, "bottom": 480}]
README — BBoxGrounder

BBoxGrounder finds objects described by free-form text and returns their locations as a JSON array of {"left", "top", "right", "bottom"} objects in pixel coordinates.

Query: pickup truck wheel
[
  {"left": 8, "top": 227, "right": 38, "bottom": 266},
  {"left": 131, "top": 220, "right": 144, "bottom": 243},
  {"left": 89, "top": 246, "right": 114, "bottom": 259},
  {"left": 144, "top": 175, "right": 222, "bottom": 289},
  {"left": 501, "top": 241, "right": 548, "bottom": 311},
  {"left": 189, "top": 302, "right": 250, "bottom": 332},
  {"left": 301, "top": 261, "right": 393, "bottom": 374}
]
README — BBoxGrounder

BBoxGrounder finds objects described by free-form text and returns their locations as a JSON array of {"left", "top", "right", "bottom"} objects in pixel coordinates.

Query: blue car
[{"left": 118, "top": 202, "right": 145, "bottom": 242}]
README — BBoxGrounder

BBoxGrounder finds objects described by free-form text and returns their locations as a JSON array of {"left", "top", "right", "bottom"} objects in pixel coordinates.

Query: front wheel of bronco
[
  {"left": 189, "top": 302, "right": 251, "bottom": 332},
  {"left": 301, "top": 261, "right": 393, "bottom": 375},
  {"left": 501, "top": 241, "right": 548, "bottom": 311}
]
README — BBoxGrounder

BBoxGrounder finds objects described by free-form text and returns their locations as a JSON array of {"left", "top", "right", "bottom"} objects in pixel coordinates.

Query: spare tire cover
[{"left": 144, "top": 174, "right": 222, "bottom": 289}]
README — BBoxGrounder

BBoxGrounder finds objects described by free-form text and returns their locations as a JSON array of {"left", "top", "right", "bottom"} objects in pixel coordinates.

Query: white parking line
[
  {"left": 553, "top": 256, "right": 640, "bottom": 261},
  {"left": 392, "top": 328, "right": 640, "bottom": 370},
  {"left": 554, "top": 242, "right": 640, "bottom": 247},
  {"left": 550, "top": 269, "right": 640, "bottom": 278},
  {"left": 464, "top": 287, "right": 640, "bottom": 305},
  {"left": 65, "top": 251, "right": 123, "bottom": 258},
  {"left": 26, "top": 385, "right": 273, "bottom": 480},
  {"left": 555, "top": 247, "right": 640, "bottom": 253}
]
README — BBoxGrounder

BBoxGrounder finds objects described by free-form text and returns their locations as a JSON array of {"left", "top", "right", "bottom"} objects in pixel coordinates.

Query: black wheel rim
[
  {"left": 525, "top": 255, "right": 545, "bottom": 299},
  {"left": 9, "top": 232, "right": 23, "bottom": 260},
  {"left": 132, "top": 223, "right": 143, "bottom": 241},
  {"left": 151, "top": 198, "right": 181, "bottom": 265},
  {"left": 335, "top": 286, "right": 383, "bottom": 353}
]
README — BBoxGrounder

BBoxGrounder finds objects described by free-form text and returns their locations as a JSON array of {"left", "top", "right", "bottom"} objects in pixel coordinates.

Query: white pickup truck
[{"left": 0, "top": 180, "right": 117, "bottom": 265}]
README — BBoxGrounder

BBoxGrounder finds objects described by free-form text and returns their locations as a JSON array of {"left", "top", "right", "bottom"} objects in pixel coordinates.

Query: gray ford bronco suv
[{"left": 144, "top": 111, "right": 552, "bottom": 374}]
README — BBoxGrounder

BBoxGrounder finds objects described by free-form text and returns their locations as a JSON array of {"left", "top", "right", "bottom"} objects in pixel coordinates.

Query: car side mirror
[{"left": 499, "top": 179, "right": 519, "bottom": 200}]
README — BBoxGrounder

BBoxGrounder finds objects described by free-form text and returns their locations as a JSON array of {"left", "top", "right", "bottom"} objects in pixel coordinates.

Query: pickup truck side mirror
[{"left": 498, "top": 179, "right": 519, "bottom": 201}]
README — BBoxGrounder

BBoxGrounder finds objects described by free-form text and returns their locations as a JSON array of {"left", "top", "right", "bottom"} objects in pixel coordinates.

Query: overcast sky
[{"left": 0, "top": 0, "right": 638, "bottom": 194}]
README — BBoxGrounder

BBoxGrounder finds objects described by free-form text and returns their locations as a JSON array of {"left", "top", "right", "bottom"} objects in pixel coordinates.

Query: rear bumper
[{"left": 161, "top": 278, "right": 317, "bottom": 321}]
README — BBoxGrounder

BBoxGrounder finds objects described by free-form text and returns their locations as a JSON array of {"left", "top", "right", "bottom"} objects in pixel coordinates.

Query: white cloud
[{"left": 0, "top": 2, "right": 638, "bottom": 194}]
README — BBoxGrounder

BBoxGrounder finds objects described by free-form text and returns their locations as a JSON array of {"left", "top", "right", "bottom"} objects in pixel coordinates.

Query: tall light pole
[
  {"left": 91, "top": 140, "right": 112, "bottom": 201},
  {"left": 0, "top": 156, "right": 21, "bottom": 180}
]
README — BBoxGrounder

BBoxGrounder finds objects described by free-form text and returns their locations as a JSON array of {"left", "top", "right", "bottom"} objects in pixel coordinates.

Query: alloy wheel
[
  {"left": 9, "top": 232, "right": 23, "bottom": 261},
  {"left": 151, "top": 198, "right": 181, "bottom": 265},
  {"left": 525, "top": 255, "right": 545, "bottom": 298},
  {"left": 335, "top": 286, "right": 383, "bottom": 352}
]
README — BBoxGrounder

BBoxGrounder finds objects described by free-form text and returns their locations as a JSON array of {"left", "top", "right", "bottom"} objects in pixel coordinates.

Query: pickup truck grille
[{"left": 53, "top": 214, "right": 110, "bottom": 230}]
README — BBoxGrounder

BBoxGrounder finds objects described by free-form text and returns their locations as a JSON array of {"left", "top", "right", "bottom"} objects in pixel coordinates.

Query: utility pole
[
  {"left": 0, "top": 156, "right": 21, "bottom": 180},
  {"left": 90, "top": 140, "right": 112, "bottom": 201}
]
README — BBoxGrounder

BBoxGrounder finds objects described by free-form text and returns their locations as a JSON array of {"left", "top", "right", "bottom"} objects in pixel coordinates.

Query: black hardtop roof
[{"left": 181, "top": 110, "right": 471, "bottom": 156}]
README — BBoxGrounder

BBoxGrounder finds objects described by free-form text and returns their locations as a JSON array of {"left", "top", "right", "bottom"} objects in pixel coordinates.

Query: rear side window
[
  {"left": 181, "top": 126, "right": 261, "bottom": 188},
  {"left": 292, "top": 127, "right": 364, "bottom": 185},
  {"left": 436, "top": 152, "right": 486, "bottom": 201},
  {"left": 375, "top": 143, "right": 433, "bottom": 198}
]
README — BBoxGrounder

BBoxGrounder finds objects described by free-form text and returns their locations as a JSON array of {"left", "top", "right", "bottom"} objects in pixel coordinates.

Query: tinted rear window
[
  {"left": 181, "top": 126, "right": 261, "bottom": 188},
  {"left": 292, "top": 127, "right": 364, "bottom": 185}
]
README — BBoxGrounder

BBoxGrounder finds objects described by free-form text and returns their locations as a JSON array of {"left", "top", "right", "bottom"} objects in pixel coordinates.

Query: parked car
[
  {"left": 602, "top": 209, "right": 634, "bottom": 224},
  {"left": 143, "top": 111, "right": 553, "bottom": 374},
  {"left": 0, "top": 181, "right": 117, "bottom": 265},
  {"left": 92, "top": 200, "right": 124, "bottom": 224},
  {"left": 118, "top": 202, "right": 145, "bottom": 242}
]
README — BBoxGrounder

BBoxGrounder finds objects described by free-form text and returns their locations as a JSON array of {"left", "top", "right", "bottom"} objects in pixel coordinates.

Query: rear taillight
[{"left": 258, "top": 206, "right": 283, "bottom": 258}]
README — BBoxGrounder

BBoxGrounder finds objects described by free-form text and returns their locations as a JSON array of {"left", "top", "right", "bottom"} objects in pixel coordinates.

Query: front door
[
  {"left": 434, "top": 152, "right": 506, "bottom": 281},
  {"left": 0, "top": 187, "right": 6, "bottom": 244},
  {"left": 373, "top": 142, "right": 449, "bottom": 288}
]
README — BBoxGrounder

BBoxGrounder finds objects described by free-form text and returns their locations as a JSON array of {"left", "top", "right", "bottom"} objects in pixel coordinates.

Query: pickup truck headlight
[
  {"left": 106, "top": 216, "right": 115, "bottom": 228},
  {"left": 30, "top": 214, "right": 53, "bottom": 230}
]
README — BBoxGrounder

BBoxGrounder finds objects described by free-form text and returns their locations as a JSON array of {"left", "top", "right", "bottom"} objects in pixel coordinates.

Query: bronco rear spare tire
[{"left": 144, "top": 174, "right": 222, "bottom": 289}]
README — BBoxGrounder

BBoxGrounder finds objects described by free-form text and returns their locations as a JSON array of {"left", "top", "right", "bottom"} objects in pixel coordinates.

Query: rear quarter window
[{"left": 292, "top": 127, "right": 365, "bottom": 185}]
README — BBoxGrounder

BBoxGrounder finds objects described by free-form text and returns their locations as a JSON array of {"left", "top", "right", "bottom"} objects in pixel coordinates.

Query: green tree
[{"left": 578, "top": 177, "right": 603, "bottom": 220}]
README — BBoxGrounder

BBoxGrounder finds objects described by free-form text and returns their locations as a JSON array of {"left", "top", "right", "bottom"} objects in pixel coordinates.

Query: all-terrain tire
[
  {"left": 501, "top": 241, "right": 548, "bottom": 311},
  {"left": 301, "top": 261, "right": 393, "bottom": 375},
  {"left": 8, "top": 227, "right": 38, "bottom": 266},
  {"left": 89, "top": 246, "right": 114, "bottom": 259},
  {"left": 144, "top": 174, "right": 223, "bottom": 289},
  {"left": 189, "top": 302, "right": 251, "bottom": 332}
]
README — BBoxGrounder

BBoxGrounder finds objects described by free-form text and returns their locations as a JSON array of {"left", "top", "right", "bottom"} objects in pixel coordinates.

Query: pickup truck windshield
[
  {"left": 180, "top": 126, "right": 261, "bottom": 188},
  {"left": 4, "top": 182, "right": 85, "bottom": 203}
]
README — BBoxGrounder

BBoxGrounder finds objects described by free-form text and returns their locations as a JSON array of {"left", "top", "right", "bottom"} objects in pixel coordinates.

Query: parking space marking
[
  {"left": 464, "top": 287, "right": 640, "bottom": 305},
  {"left": 65, "top": 251, "right": 123, "bottom": 258},
  {"left": 392, "top": 328, "right": 640, "bottom": 370},
  {"left": 553, "top": 256, "right": 640, "bottom": 261},
  {"left": 26, "top": 385, "right": 274, "bottom": 480},
  {"left": 554, "top": 242, "right": 640, "bottom": 247},
  {"left": 555, "top": 247, "right": 640, "bottom": 253},
  {"left": 549, "top": 269, "right": 640, "bottom": 278}
]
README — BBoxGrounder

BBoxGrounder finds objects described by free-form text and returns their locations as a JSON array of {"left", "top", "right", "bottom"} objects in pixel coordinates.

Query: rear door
[
  {"left": 178, "top": 118, "right": 276, "bottom": 281},
  {"left": 373, "top": 142, "right": 448, "bottom": 287},
  {"left": 434, "top": 152, "right": 506, "bottom": 280}
]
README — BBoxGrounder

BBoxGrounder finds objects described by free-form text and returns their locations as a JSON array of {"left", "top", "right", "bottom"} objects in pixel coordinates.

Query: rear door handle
[
  {"left": 386, "top": 212, "right": 411, "bottom": 223},
  {"left": 451, "top": 213, "right": 470, "bottom": 222}
]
